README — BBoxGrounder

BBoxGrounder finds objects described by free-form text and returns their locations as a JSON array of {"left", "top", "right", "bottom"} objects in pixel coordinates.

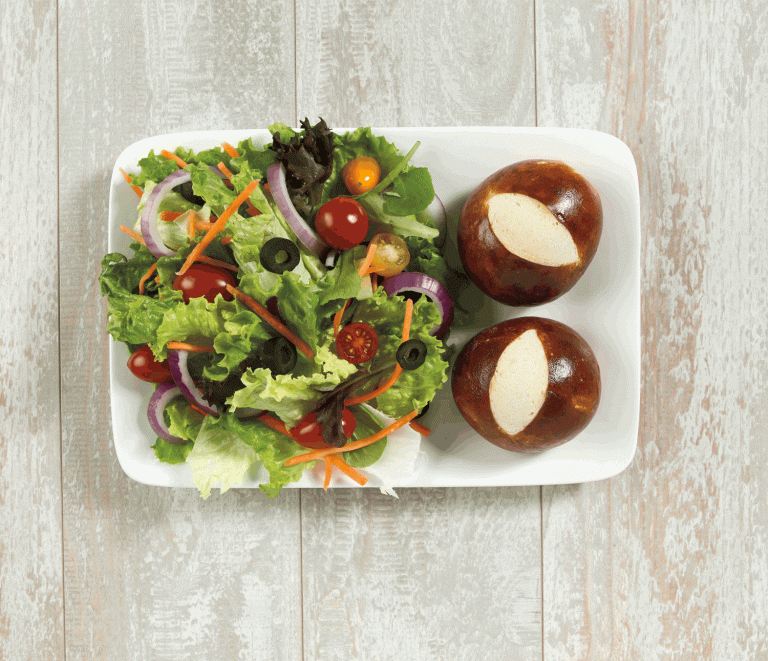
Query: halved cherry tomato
[
  {"left": 336, "top": 322, "right": 379, "bottom": 364},
  {"left": 368, "top": 233, "right": 410, "bottom": 277},
  {"left": 314, "top": 197, "right": 369, "bottom": 250},
  {"left": 172, "top": 263, "right": 237, "bottom": 303},
  {"left": 291, "top": 408, "right": 357, "bottom": 449},
  {"left": 127, "top": 345, "right": 174, "bottom": 383},
  {"left": 342, "top": 156, "right": 381, "bottom": 195}
]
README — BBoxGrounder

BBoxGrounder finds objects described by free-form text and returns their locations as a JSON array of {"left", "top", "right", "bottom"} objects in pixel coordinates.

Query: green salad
[{"left": 100, "top": 119, "right": 454, "bottom": 498}]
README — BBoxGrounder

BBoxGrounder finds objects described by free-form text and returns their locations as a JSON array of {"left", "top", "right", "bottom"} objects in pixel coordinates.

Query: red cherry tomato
[
  {"left": 336, "top": 322, "right": 379, "bottom": 364},
  {"left": 314, "top": 197, "right": 369, "bottom": 250},
  {"left": 173, "top": 263, "right": 237, "bottom": 303},
  {"left": 127, "top": 345, "right": 174, "bottom": 383},
  {"left": 290, "top": 408, "right": 357, "bottom": 449}
]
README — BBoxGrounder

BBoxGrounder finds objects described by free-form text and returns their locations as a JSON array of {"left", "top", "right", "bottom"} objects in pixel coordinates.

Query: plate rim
[{"left": 107, "top": 125, "right": 641, "bottom": 490}]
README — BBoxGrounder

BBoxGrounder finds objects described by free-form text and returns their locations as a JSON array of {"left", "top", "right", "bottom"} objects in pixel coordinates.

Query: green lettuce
[{"left": 105, "top": 123, "right": 454, "bottom": 499}]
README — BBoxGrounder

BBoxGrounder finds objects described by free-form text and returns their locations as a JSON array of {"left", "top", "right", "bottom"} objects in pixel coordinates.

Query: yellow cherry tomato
[
  {"left": 369, "top": 233, "right": 410, "bottom": 277},
  {"left": 342, "top": 156, "right": 381, "bottom": 195}
]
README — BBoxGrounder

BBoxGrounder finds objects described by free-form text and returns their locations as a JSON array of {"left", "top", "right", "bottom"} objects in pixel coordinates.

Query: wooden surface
[{"left": 1, "top": 0, "right": 766, "bottom": 659}]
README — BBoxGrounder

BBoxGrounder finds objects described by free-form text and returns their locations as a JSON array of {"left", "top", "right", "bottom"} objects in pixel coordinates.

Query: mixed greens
[{"left": 100, "top": 120, "right": 453, "bottom": 498}]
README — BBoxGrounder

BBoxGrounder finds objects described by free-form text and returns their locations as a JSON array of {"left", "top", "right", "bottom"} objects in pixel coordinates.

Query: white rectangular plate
[{"left": 108, "top": 127, "right": 641, "bottom": 491}]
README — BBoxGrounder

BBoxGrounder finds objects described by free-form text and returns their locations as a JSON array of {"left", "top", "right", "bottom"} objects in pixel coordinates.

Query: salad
[{"left": 100, "top": 119, "right": 456, "bottom": 498}]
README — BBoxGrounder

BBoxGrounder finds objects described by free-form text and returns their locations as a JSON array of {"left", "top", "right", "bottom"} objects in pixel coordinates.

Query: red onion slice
[
  {"left": 382, "top": 272, "right": 455, "bottom": 339},
  {"left": 267, "top": 162, "right": 330, "bottom": 259},
  {"left": 426, "top": 194, "right": 447, "bottom": 248},
  {"left": 167, "top": 349, "right": 220, "bottom": 416},
  {"left": 147, "top": 382, "right": 187, "bottom": 444},
  {"left": 140, "top": 169, "right": 191, "bottom": 257},
  {"left": 325, "top": 249, "right": 340, "bottom": 269}
]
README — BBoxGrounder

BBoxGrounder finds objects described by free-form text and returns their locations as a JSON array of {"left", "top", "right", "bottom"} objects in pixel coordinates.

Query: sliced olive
[
  {"left": 260, "top": 237, "right": 301, "bottom": 274},
  {"left": 174, "top": 180, "right": 205, "bottom": 206},
  {"left": 261, "top": 336, "right": 298, "bottom": 375},
  {"left": 396, "top": 339, "right": 427, "bottom": 370}
]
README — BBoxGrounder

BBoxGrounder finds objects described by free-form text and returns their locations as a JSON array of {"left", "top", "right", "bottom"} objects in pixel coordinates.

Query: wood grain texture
[
  {"left": 295, "top": 1, "right": 542, "bottom": 659},
  {"left": 295, "top": 0, "right": 535, "bottom": 127},
  {"left": 57, "top": 1, "right": 302, "bottom": 659},
  {"left": 0, "top": 0, "right": 64, "bottom": 659},
  {"left": 537, "top": 0, "right": 768, "bottom": 659},
  {"left": 301, "top": 488, "right": 543, "bottom": 660}
]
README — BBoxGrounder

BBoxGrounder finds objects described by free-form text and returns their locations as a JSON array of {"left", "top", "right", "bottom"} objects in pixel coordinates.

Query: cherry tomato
[
  {"left": 368, "top": 233, "right": 411, "bottom": 277},
  {"left": 291, "top": 408, "right": 357, "bottom": 449},
  {"left": 127, "top": 345, "right": 174, "bottom": 383},
  {"left": 336, "top": 322, "right": 379, "bottom": 364},
  {"left": 314, "top": 197, "right": 369, "bottom": 250},
  {"left": 342, "top": 156, "right": 381, "bottom": 195},
  {"left": 173, "top": 263, "right": 237, "bottom": 303}
]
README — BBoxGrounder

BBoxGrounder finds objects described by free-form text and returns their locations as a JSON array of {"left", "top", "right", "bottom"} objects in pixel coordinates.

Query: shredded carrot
[
  {"left": 138, "top": 262, "right": 157, "bottom": 295},
  {"left": 284, "top": 410, "right": 419, "bottom": 467},
  {"left": 217, "top": 161, "right": 235, "bottom": 181},
  {"left": 409, "top": 421, "right": 431, "bottom": 436},
  {"left": 357, "top": 242, "right": 378, "bottom": 278},
  {"left": 371, "top": 274, "right": 379, "bottom": 290},
  {"left": 161, "top": 149, "right": 187, "bottom": 168},
  {"left": 257, "top": 412, "right": 291, "bottom": 437},
  {"left": 226, "top": 285, "right": 314, "bottom": 359},
  {"left": 190, "top": 403, "right": 209, "bottom": 416},
  {"left": 119, "top": 168, "right": 143, "bottom": 198},
  {"left": 154, "top": 276, "right": 160, "bottom": 284},
  {"left": 215, "top": 161, "right": 236, "bottom": 189},
  {"left": 345, "top": 365, "right": 403, "bottom": 406},
  {"left": 166, "top": 341, "right": 214, "bottom": 353},
  {"left": 178, "top": 180, "right": 258, "bottom": 276},
  {"left": 221, "top": 236, "right": 232, "bottom": 245},
  {"left": 328, "top": 455, "right": 368, "bottom": 485},
  {"left": 188, "top": 209, "right": 196, "bottom": 240},
  {"left": 402, "top": 298, "right": 414, "bottom": 342},
  {"left": 323, "top": 457, "right": 333, "bottom": 490},
  {"left": 263, "top": 182, "right": 271, "bottom": 194},
  {"left": 120, "top": 225, "right": 146, "bottom": 245},
  {"left": 221, "top": 142, "right": 239, "bottom": 158},
  {"left": 195, "top": 254, "right": 239, "bottom": 272},
  {"left": 333, "top": 298, "right": 351, "bottom": 337},
  {"left": 160, "top": 211, "right": 183, "bottom": 222},
  {"left": 218, "top": 161, "right": 259, "bottom": 215},
  {"left": 194, "top": 220, "right": 214, "bottom": 231}
]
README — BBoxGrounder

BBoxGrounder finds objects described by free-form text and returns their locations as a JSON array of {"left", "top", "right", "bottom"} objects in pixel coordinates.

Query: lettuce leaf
[
  {"left": 186, "top": 415, "right": 259, "bottom": 498},
  {"left": 186, "top": 411, "right": 310, "bottom": 499},
  {"left": 100, "top": 251, "right": 178, "bottom": 346}
]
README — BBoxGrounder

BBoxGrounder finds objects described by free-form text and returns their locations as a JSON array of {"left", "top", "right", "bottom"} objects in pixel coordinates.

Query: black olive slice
[
  {"left": 261, "top": 336, "right": 298, "bottom": 375},
  {"left": 173, "top": 180, "right": 205, "bottom": 206},
  {"left": 260, "top": 237, "right": 301, "bottom": 274},
  {"left": 396, "top": 339, "right": 427, "bottom": 370}
]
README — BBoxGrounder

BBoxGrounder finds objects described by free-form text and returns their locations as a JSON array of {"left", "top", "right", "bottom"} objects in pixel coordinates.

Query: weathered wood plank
[
  {"left": 296, "top": 1, "right": 542, "bottom": 658},
  {"left": 57, "top": 1, "right": 302, "bottom": 658},
  {"left": 0, "top": 0, "right": 64, "bottom": 658},
  {"left": 296, "top": 0, "right": 535, "bottom": 127},
  {"left": 537, "top": 0, "right": 768, "bottom": 658}
]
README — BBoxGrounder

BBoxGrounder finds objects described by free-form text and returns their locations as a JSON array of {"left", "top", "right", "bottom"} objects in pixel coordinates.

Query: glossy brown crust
[
  {"left": 451, "top": 317, "right": 601, "bottom": 452},
  {"left": 458, "top": 160, "right": 602, "bottom": 306}
]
